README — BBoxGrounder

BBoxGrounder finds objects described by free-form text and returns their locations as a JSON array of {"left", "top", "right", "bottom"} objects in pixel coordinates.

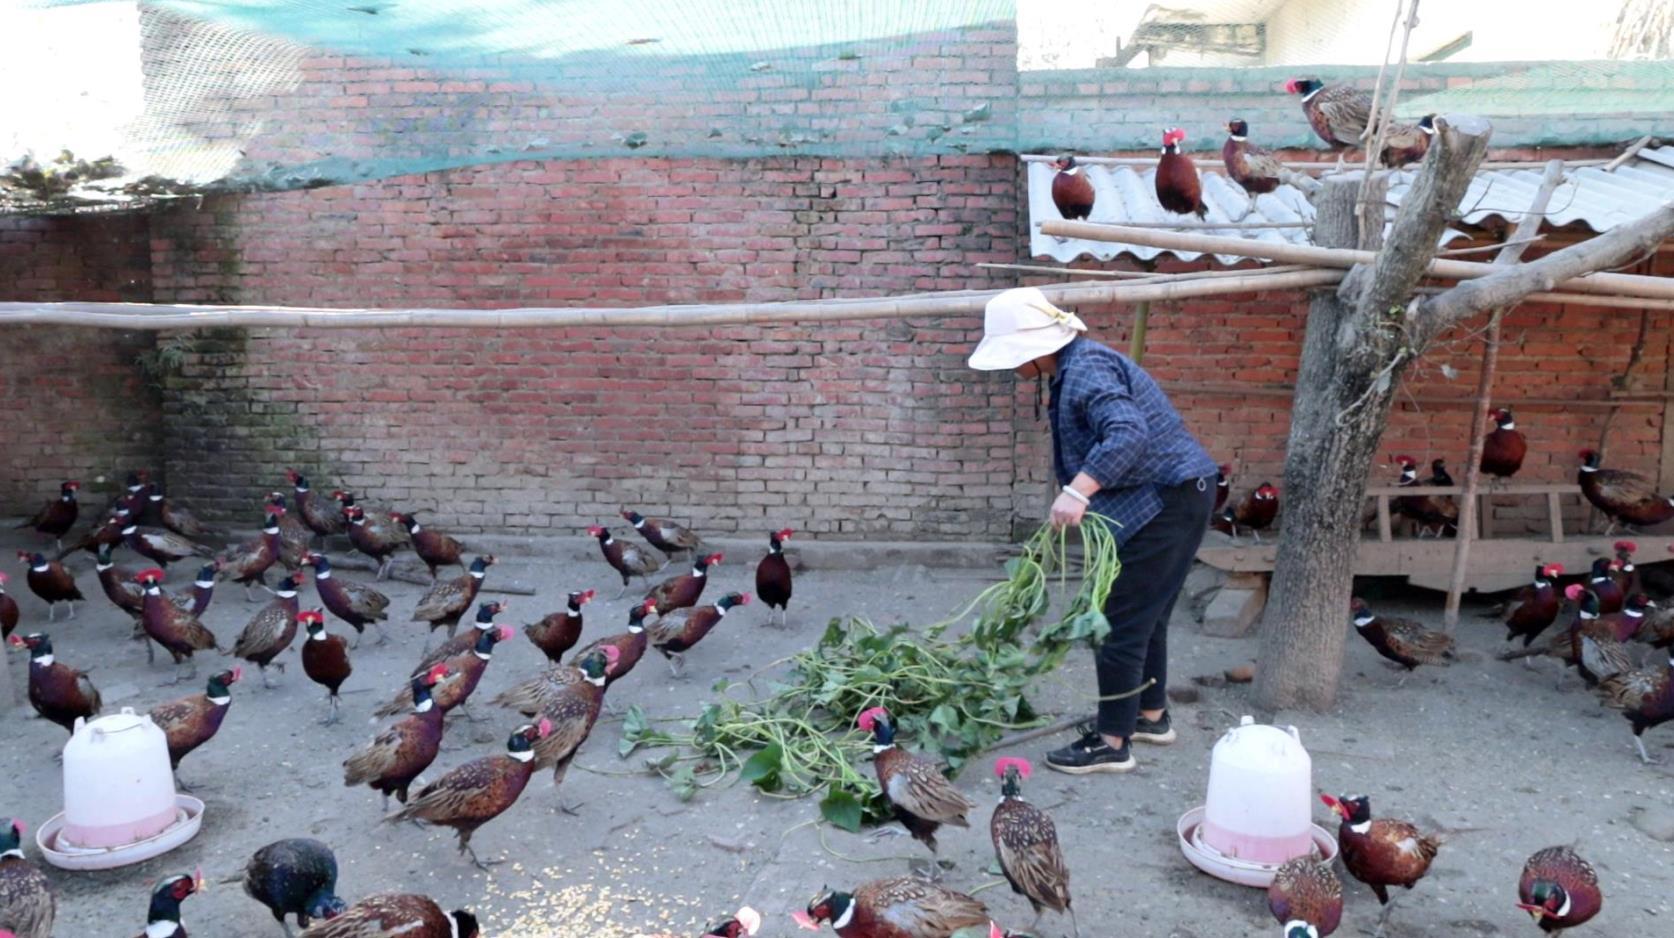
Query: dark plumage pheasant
[
  {"left": 294, "top": 893, "right": 478, "bottom": 938},
  {"left": 229, "top": 574, "right": 302, "bottom": 687},
  {"left": 301, "top": 610, "right": 353, "bottom": 725},
  {"left": 570, "top": 598, "right": 655, "bottom": 688},
  {"left": 373, "top": 622, "right": 510, "bottom": 719},
  {"left": 16, "top": 480, "right": 79, "bottom": 549},
  {"left": 650, "top": 591, "right": 749, "bottom": 677},
  {"left": 1268, "top": 856, "right": 1343, "bottom": 938},
  {"left": 1490, "top": 564, "right": 1564, "bottom": 652},
  {"left": 242, "top": 838, "right": 347, "bottom": 935},
  {"left": 411, "top": 555, "right": 495, "bottom": 645},
  {"left": 646, "top": 552, "right": 722, "bottom": 616},
  {"left": 386, "top": 720, "right": 551, "bottom": 869},
  {"left": 860, "top": 707, "right": 974, "bottom": 863},
  {"left": 393, "top": 513, "right": 466, "bottom": 579},
  {"left": 285, "top": 469, "right": 343, "bottom": 543},
  {"left": 138, "top": 567, "right": 222, "bottom": 684},
  {"left": 218, "top": 512, "right": 284, "bottom": 601},
  {"left": 524, "top": 590, "right": 593, "bottom": 663},
  {"left": 622, "top": 508, "right": 705, "bottom": 560},
  {"left": 589, "top": 525, "right": 660, "bottom": 598},
  {"left": 1578, "top": 448, "right": 1674, "bottom": 534},
  {"left": 10, "top": 632, "right": 101, "bottom": 734},
  {"left": 16, "top": 551, "right": 82, "bottom": 621},
  {"left": 1350, "top": 598, "right": 1455, "bottom": 675},
  {"left": 0, "top": 817, "right": 55, "bottom": 938},
  {"left": 1518, "top": 846, "right": 1602, "bottom": 935},
  {"left": 989, "top": 757, "right": 1075, "bottom": 936},
  {"left": 1598, "top": 651, "right": 1674, "bottom": 763},
  {"left": 148, "top": 667, "right": 240, "bottom": 773},
  {"left": 1322, "top": 793, "right": 1439, "bottom": 931},
  {"left": 755, "top": 528, "right": 794, "bottom": 628},
  {"left": 793, "top": 877, "right": 990, "bottom": 938},
  {"left": 344, "top": 664, "right": 451, "bottom": 811},
  {"left": 130, "top": 870, "right": 203, "bottom": 938},
  {"left": 304, "top": 553, "right": 390, "bottom": 647}
]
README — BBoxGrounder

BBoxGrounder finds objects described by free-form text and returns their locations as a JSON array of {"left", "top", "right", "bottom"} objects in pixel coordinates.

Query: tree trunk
[
  {"left": 1256, "top": 118, "right": 1493, "bottom": 710},
  {"left": 1255, "top": 177, "right": 1396, "bottom": 709}
]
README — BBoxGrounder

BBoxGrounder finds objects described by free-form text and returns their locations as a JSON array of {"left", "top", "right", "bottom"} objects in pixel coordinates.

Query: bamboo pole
[
  {"left": 1037, "top": 219, "right": 1318, "bottom": 230},
  {"left": 1411, "top": 287, "right": 1674, "bottom": 311},
  {"left": 976, "top": 263, "right": 1162, "bottom": 279},
  {"left": 1039, "top": 219, "right": 1674, "bottom": 300},
  {"left": 1444, "top": 159, "right": 1567, "bottom": 628},
  {"left": 1018, "top": 154, "right": 1613, "bottom": 172},
  {"left": 976, "top": 262, "right": 1312, "bottom": 281},
  {"left": 1436, "top": 236, "right": 1545, "bottom": 257},
  {"left": 1130, "top": 301, "right": 1151, "bottom": 362},
  {"left": 0, "top": 270, "right": 1347, "bottom": 331}
]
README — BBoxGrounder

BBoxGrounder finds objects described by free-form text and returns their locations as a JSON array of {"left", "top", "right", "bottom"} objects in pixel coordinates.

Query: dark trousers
[{"left": 1095, "top": 476, "right": 1215, "bottom": 738}]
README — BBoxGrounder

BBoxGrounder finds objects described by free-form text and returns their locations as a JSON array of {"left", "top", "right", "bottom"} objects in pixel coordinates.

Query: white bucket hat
[{"left": 968, "top": 287, "right": 1088, "bottom": 371}]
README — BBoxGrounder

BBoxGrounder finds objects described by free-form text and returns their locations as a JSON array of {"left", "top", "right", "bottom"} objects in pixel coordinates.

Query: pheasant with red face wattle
[
  {"left": 285, "top": 469, "right": 343, "bottom": 544},
  {"left": 1049, "top": 155, "right": 1095, "bottom": 221},
  {"left": 1391, "top": 456, "right": 1457, "bottom": 538},
  {"left": 344, "top": 664, "right": 451, "bottom": 811},
  {"left": 0, "top": 573, "right": 17, "bottom": 642},
  {"left": 302, "top": 610, "right": 353, "bottom": 724},
  {"left": 1286, "top": 78, "right": 1371, "bottom": 151},
  {"left": 1481, "top": 408, "right": 1527, "bottom": 483},
  {"left": 647, "top": 552, "right": 722, "bottom": 616},
  {"left": 528, "top": 648, "right": 616, "bottom": 807},
  {"left": 1268, "top": 856, "right": 1343, "bottom": 938},
  {"left": 1350, "top": 598, "right": 1455, "bottom": 676},
  {"left": 9, "top": 632, "right": 101, "bottom": 735},
  {"left": 411, "top": 555, "right": 495, "bottom": 645},
  {"left": 218, "top": 512, "right": 284, "bottom": 601},
  {"left": 1603, "top": 593, "right": 1654, "bottom": 643},
  {"left": 589, "top": 525, "right": 660, "bottom": 598},
  {"left": 130, "top": 871, "right": 203, "bottom": 938},
  {"left": 229, "top": 573, "right": 302, "bottom": 688},
  {"left": 264, "top": 493, "right": 313, "bottom": 571},
  {"left": 411, "top": 601, "right": 506, "bottom": 681},
  {"left": 148, "top": 668, "right": 240, "bottom": 774},
  {"left": 524, "top": 590, "right": 593, "bottom": 663},
  {"left": 572, "top": 598, "right": 656, "bottom": 687},
  {"left": 1518, "top": 846, "right": 1602, "bottom": 935},
  {"left": 1611, "top": 540, "right": 1641, "bottom": 597},
  {"left": 1587, "top": 557, "right": 1625, "bottom": 615},
  {"left": 1598, "top": 650, "right": 1674, "bottom": 764},
  {"left": 756, "top": 529, "right": 794, "bottom": 628},
  {"left": 386, "top": 720, "right": 551, "bottom": 869},
  {"left": 1154, "top": 128, "right": 1206, "bottom": 219},
  {"left": 989, "top": 757, "right": 1075, "bottom": 937},
  {"left": 242, "top": 838, "right": 347, "bottom": 934},
  {"left": 304, "top": 552, "right": 391, "bottom": 647},
  {"left": 293, "top": 893, "right": 478, "bottom": 938},
  {"left": 651, "top": 592, "right": 750, "bottom": 677},
  {"left": 1501, "top": 586, "right": 1633, "bottom": 690},
  {"left": 698, "top": 907, "right": 762, "bottom": 938},
  {"left": 1321, "top": 793, "right": 1439, "bottom": 931},
  {"left": 792, "top": 878, "right": 990, "bottom": 938},
  {"left": 137, "top": 568, "right": 221, "bottom": 684},
  {"left": 621, "top": 508, "right": 705, "bottom": 562},
  {"left": 16, "top": 551, "right": 81, "bottom": 621},
  {"left": 341, "top": 503, "right": 407, "bottom": 581},
  {"left": 15, "top": 480, "right": 78, "bottom": 550},
  {"left": 1215, "top": 483, "right": 1279, "bottom": 541},
  {"left": 1221, "top": 120, "right": 1287, "bottom": 198},
  {"left": 373, "top": 622, "right": 511, "bottom": 719},
  {"left": 860, "top": 707, "right": 974, "bottom": 865},
  {"left": 0, "top": 817, "right": 55, "bottom": 938},
  {"left": 1578, "top": 449, "right": 1674, "bottom": 534},
  {"left": 1491, "top": 564, "right": 1564, "bottom": 653}
]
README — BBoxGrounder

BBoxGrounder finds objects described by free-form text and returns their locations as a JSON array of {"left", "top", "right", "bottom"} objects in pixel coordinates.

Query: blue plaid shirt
[{"left": 1048, "top": 337, "right": 1217, "bottom": 544}]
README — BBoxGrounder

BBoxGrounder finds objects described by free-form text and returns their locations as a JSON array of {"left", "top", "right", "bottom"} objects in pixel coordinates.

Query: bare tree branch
[{"left": 1419, "top": 201, "right": 1674, "bottom": 333}]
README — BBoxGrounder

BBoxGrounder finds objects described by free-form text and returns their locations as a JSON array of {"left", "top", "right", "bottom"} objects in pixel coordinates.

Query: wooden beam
[
  {"left": 1444, "top": 158, "right": 1566, "bottom": 628},
  {"left": 1549, "top": 491, "right": 1565, "bottom": 543},
  {"left": 1662, "top": 324, "right": 1674, "bottom": 493},
  {"left": 1018, "top": 153, "right": 1613, "bottom": 172},
  {"left": 0, "top": 270, "right": 1349, "bottom": 330},
  {"left": 1039, "top": 218, "right": 1674, "bottom": 301}
]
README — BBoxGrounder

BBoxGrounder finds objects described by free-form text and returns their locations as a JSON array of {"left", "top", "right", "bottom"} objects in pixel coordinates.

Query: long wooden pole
[
  {"left": 1443, "top": 159, "right": 1567, "bottom": 628},
  {"left": 1039, "top": 219, "right": 1674, "bottom": 301},
  {"left": 0, "top": 270, "right": 1345, "bottom": 330}
]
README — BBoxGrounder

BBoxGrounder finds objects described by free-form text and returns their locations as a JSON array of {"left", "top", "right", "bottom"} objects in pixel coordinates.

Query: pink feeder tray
[
  {"left": 1177, "top": 805, "right": 1338, "bottom": 888},
  {"left": 35, "top": 794, "right": 204, "bottom": 871}
]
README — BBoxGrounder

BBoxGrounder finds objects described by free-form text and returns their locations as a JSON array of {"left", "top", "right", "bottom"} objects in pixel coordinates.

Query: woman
[{"left": 970, "top": 287, "right": 1216, "bottom": 775}]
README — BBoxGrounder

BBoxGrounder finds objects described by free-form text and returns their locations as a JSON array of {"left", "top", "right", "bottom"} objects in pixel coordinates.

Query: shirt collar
[{"left": 1050, "top": 336, "right": 1086, "bottom": 388}]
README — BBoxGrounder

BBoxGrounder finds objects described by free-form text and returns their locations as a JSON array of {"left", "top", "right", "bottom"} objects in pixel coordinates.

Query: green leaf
[
  {"left": 667, "top": 764, "right": 698, "bottom": 802},
  {"left": 819, "top": 787, "right": 864, "bottom": 832},
  {"left": 739, "top": 743, "right": 784, "bottom": 792},
  {"left": 927, "top": 703, "right": 959, "bottom": 735},
  {"left": 710, "top": 677, "right": 732, "bottom": 694}
]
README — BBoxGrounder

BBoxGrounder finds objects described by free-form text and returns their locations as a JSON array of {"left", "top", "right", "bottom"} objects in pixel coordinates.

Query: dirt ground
[{"left": 4, "top": 528, "right": 1673, "bottom": 938}]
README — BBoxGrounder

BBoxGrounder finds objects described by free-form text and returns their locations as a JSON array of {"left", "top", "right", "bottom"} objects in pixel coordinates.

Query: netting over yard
[{"left": 4, "top": 0, "right": 1671, "bottom": 213}]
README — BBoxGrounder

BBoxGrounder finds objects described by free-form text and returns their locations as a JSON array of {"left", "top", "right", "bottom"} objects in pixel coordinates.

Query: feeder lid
[
  {"left": 76, "top": 707, "right": 151, "bottom": 736},
  {"left": 1214, "top": 715, "right": 1306, "bottom": 760}
]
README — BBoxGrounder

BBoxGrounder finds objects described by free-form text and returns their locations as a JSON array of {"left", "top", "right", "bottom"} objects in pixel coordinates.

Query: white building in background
[{"left": 1018, "top": 0, "right": 1649, "bottom": 70}]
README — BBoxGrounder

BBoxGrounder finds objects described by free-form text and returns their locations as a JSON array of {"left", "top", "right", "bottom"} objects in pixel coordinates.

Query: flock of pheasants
[{"left": 1, "top": 470, "right": 798, "bottom": 938}]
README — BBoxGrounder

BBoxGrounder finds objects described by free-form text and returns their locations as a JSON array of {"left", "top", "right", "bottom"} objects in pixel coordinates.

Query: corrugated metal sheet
[{"left": 1029, "top": 146, "right": 1674, "bottom": 265}]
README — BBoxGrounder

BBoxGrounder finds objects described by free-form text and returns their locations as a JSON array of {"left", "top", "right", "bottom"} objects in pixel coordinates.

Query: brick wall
[
  {"left": 0, "top": 213, "right": 163, "bottom": 513},
  {"left": 145, "top": 155, "right": 1026, "bottom": 538}
]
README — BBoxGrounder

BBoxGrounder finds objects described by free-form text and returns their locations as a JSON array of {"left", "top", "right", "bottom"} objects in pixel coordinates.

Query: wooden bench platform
[{"left": 1197, "top": 482, "right": 1673, "bottom": 594}]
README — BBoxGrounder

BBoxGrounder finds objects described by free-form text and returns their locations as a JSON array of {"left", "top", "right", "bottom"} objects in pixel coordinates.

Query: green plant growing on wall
[{"left": 134, "top": 331, "right": 201, "bottom": 387}]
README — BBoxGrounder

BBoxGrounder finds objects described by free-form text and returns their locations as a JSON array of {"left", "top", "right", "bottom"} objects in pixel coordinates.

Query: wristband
[{"left": 1060, "top": 485, "right": 1090, "bottom": 506}]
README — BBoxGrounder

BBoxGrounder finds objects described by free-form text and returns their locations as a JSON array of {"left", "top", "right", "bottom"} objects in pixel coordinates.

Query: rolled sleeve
[{"left": 1077, "top": 382, "right": 1147, "bottom": 488}]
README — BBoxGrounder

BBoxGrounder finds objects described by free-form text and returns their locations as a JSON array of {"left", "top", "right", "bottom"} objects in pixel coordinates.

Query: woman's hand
[{"left": 1049, "top": 490, "right": 1087, "bottom": 528}]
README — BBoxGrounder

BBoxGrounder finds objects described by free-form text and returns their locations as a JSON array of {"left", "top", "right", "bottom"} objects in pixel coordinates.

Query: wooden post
[{"left": 1443, "top": 159, "right": 1567, "bottom": 628}]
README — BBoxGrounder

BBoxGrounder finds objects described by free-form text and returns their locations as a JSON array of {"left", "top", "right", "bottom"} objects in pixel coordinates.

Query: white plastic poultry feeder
[
  {"left": 1178, "top": 715, "right": 1337, "bottom": 887},
  {"left": 34, "top": 708, "right": 204, "bottom": 871}
]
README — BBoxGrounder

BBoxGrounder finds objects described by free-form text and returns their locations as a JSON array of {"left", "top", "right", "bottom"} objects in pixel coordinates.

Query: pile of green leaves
[{"left": 619, "top": 515, "right": 1121, "bottom": 831}]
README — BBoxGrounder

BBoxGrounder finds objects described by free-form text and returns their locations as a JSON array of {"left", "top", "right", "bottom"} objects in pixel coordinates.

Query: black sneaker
[
  {"left": 1132, "top": 711, "right": 1177, "bottom": 745},
  {"left": 1045, "top": 732, "right": 1135, "bottom": 775}
]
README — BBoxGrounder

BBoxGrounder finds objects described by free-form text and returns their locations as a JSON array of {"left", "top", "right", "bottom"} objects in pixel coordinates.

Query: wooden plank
[
  {"left": 1549, "top": 492, "right": 1565, "bottom": 543},
  {"left": 1661, "top": 324, "right": 1674, "bottom": 493},
  {"left": 1203, "top": 573, "right": 1268, "bottom": 638},
  {"left": 1366, "top": 482, "right": 1579, "bottom": 496},
  {"left": 1376, "top": 494, "right": 1393, "bottom": 543},
  {"left": 1478, "top": 492, "right": 1492, "bottom": 540}
]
